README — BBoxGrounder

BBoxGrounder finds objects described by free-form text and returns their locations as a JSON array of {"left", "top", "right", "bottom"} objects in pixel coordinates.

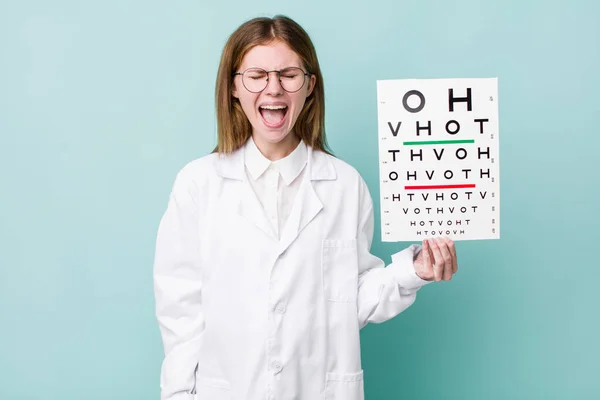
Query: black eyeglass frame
[{"left": 233, "top": 67, "right": 312, "bottom": 93}]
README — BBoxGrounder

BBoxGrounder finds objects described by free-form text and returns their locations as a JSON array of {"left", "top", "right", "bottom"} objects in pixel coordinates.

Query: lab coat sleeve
[
  {"left": 153, "top": 168, "right": 204, "bottom": 400},
  {"left": 356, "top": 181, "right": 432, "bottom": 329}
]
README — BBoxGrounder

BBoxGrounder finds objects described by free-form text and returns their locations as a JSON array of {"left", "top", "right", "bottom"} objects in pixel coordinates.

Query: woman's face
[{"left": 232, "top": 41, "right": 315, "bottom": 149}]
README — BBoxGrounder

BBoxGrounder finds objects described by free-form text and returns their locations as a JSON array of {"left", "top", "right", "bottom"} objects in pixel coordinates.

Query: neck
[{"left": 253, "top": 134, "right": 300, "bottom": 161}]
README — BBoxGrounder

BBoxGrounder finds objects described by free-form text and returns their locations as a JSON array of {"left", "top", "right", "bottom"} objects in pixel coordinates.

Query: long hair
[{"left": 214, "top": 15, "right": 330, "bottom": 155}]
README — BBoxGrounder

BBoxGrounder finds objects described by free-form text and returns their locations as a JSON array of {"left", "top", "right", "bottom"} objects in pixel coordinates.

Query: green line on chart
[{"left": 403, "top": 140, "right": 475, "bottom": 145}]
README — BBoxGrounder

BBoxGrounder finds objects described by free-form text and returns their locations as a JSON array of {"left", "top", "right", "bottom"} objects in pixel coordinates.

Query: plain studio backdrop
[{"left": 1, "top": 1, "right": 598, "bottom": 399}]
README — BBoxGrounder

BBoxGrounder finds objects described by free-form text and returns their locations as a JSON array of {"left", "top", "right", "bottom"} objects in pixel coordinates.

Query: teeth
[{"left": 260, "top": 105, "right": 287, "bottom": 110}]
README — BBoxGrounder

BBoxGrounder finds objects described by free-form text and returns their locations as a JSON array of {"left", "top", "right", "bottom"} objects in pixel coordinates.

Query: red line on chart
[{"left": 404, "top": 184, "right": 476, "bottom": 190}]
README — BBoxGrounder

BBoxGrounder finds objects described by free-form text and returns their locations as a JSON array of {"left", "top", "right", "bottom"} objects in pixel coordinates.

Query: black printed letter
[
  {"left": 449, "top": 88, "right": 472, "bottom": 112},
  {"left": 402, "top": 90, "right": 425, "bottom": 113},
  {"left": 410, "top": 149, "right": 423, "bottom": 161},
  {"left": 416, "top": 121, "right": 432, "bottom": 136},
  {"left": 478, "top": 147, "right": 490, "bottom": 159},
  {"left": 388, "top": 121, "right": 402, "bottom": 137},
  {"left": 446, "top": 120, "right": 460, "bottom": 135},
  {"left": 474, "top": 118, "right": 489, "bottom": 133}
]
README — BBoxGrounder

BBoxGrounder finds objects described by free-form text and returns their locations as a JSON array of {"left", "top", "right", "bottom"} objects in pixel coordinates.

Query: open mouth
[{"left": 259, "top": 104, "right": 288, "bottom": 128}]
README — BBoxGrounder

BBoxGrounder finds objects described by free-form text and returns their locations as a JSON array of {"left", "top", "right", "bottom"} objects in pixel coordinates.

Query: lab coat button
[
  {"left": 271, "top": 360, "right": 283, "bottom": 373},
  {"left": 275, "top": 302, "right": 286, "bottom": 314},
  {"left": 278, "top": 250, "right": 286, "bottom": 259}
]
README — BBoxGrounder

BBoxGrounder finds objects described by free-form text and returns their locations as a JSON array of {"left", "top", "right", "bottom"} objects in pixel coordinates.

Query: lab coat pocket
[
  {"left": 194, "top": 377, "right": 232, "bottom": 400},
  {"left": 324, "top": 370, "right": 364, "bottom": 400},
  {"left": 322, "top": 239, "right": 358, "bottom": 302}
]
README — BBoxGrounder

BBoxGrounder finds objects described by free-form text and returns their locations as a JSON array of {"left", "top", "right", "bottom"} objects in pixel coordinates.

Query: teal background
[{"left": 1, "top": 0, "right": 598, "bottom": 399}]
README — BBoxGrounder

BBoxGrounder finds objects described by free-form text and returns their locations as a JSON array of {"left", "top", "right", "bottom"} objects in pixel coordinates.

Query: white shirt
[{"left": 244, "top": 136, "right": 307, "bottom": 239}]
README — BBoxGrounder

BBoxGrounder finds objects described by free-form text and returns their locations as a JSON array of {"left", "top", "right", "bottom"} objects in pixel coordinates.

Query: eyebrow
[{"left": 243, "top": 66, "right": 303, "bottom": 70}]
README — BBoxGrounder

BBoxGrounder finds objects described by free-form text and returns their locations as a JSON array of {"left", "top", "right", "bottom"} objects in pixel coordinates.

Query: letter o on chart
[
  {"left": 402, "top": 90, "right": 425, "bottom": 113},
  {"left": 456, "top": 149, "right": 467, "bottom": 160},
  {"left": 446, "top": 120, "right": 460, "bottom": 135}
]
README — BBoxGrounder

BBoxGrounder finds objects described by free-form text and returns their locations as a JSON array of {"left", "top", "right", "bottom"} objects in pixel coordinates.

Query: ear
[
  {"left": 306, "top": 74, "right": 316, "bottom": 97},
  {"left": 232, "top": 82, "right": 239, "bottom": 99}
]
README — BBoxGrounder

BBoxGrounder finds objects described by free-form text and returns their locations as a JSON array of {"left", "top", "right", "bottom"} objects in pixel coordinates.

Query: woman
[{"left": 153, "top": 15, "right": 457, "bottom": 400}]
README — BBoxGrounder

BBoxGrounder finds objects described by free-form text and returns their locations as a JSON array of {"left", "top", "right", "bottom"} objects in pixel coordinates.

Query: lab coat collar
[
  {"left": 244, "top": 136, "right": 308, "bottom": 186},
  {"left": 244, "top": 136, "right": 272, "bottom": 181},
  {"left": 215, "top": 138, "right": 334, "bottom": 246},
  {"left": 215, "top": 138, "right": 337, "bottom": 182},
  {"left": 274, "top": 140, "right": 307, "bottom": 186}
]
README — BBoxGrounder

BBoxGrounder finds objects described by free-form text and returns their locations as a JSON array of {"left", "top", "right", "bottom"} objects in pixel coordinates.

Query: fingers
[
  {"left": 427, "top": 238, "right": 446, "bottom": 282},
  {"left": 428, "top": 237, "right": 455, "bottom": 281},
  {"left": 422, "top": 239, "right": 434, "bottom": 279},
  {"left": 444, "top": 236, "right": 458, "bottom": 274},
  {"left": 441, "top": 241, "right": 453, "bottom": 281}
]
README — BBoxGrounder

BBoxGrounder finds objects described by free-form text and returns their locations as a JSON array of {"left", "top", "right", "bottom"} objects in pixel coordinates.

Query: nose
[{"left": 264, "top": 71, "right": 283, "bottom": 95}]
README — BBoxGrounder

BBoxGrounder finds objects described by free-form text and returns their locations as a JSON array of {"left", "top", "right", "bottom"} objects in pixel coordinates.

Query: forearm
[{"left": 357, "top": 244, "right": 430, "bottom": 328}]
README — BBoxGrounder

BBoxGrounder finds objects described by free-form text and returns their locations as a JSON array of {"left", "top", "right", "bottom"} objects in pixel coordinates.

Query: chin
[{"left": 255, "top": 127, "right": 293, "bottom": 144}]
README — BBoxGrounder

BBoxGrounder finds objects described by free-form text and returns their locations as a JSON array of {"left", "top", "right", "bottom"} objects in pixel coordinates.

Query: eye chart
[{"left": 377, "top": 78, "right": 500, "bottom": 242}]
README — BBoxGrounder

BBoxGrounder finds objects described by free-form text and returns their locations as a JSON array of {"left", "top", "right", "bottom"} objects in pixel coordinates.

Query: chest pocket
[
  {"left": 193, "top": 377, "right": 231, "bottom": 400},
  {"left": 321, "top": 239, "right": 359, "bottom": 302},
  {"left": 324, "top": 370, "right": 364, "bottom": 400}
]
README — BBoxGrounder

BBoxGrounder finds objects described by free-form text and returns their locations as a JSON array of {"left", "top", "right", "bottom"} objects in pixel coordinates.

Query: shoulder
[
  {"left": 316, "top": 150, "right": 369, "bottom": 189},
  {"left": 329, "top": 155, "right": 361, "bottom": 179},
  {"left": 177, "top": 152, "right": 220, "bottom": 179},
  {"left": 312, "top": 149, "right": 373, "bottom": 207},
  {"left": 169, "top": 152, "right": 220, "bottom": 196}
]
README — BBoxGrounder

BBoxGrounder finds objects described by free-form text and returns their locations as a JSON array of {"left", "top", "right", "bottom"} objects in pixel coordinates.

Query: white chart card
[{"left": 376, "top": 78, "right": 500, "bottom": 242}]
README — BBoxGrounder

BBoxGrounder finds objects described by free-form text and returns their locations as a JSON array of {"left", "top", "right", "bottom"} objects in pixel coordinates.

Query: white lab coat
[{"left": 153, "top": 144, "right": 428, "bottom": 400}]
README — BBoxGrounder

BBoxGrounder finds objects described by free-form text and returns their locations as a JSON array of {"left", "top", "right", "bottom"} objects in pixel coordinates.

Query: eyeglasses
[{"left": 233, "top": 67, "right": 311, "bottom": 93}]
